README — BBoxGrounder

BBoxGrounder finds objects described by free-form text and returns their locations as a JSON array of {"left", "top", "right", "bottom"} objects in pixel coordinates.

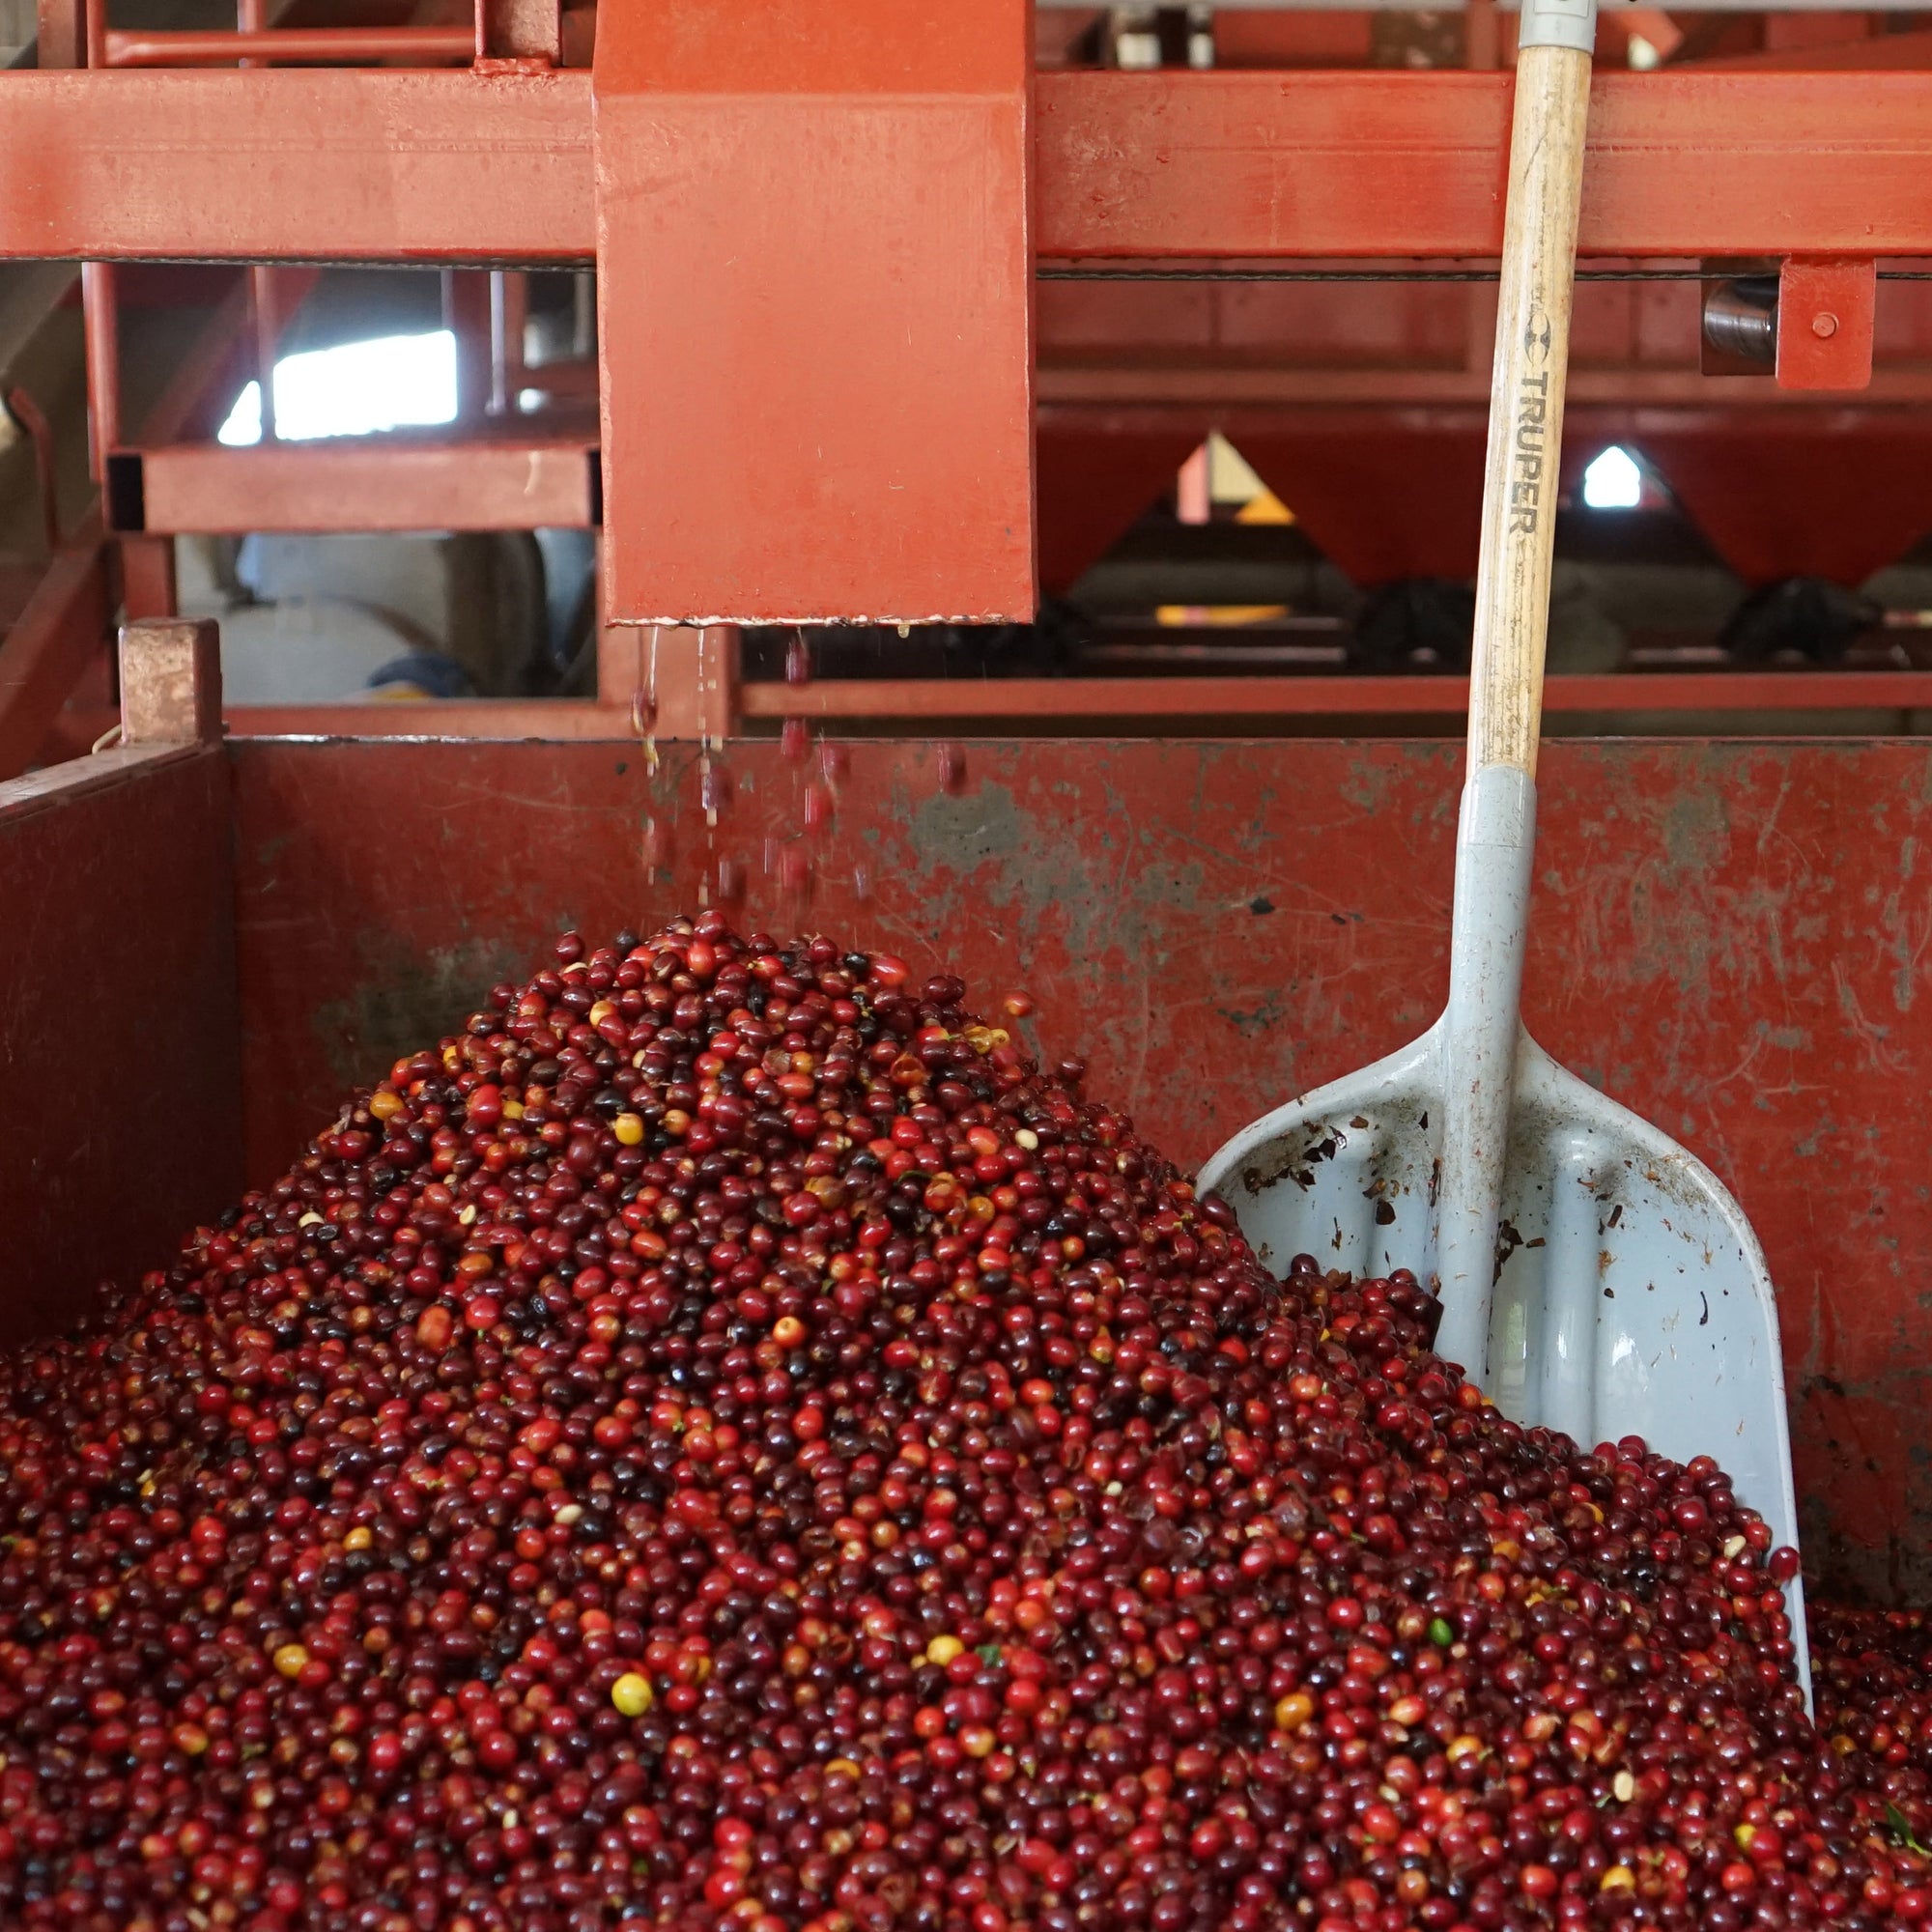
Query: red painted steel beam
[
  {"left": 479, "top": 0, "right": 561, "bottom": 65},
  {"left": 3, "top": 70, "right": 1932, "bottom": 265},
  {"left": 1034, "top": 71, "right": 1932, "bottom": 260},
  {"left": 124, "top": 434, "right": 598, "bottom": 535},
  {"left": 0, "top": 70, "right": 595, "bottom": 265}
]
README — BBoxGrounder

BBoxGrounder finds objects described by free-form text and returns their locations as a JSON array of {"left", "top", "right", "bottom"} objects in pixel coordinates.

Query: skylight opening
[
  {"left": 1581, "top": 444, "right": 1644, "bottom": 511},
  {"left": 218, "top": 330, "right": 459, "bottom": 447}
]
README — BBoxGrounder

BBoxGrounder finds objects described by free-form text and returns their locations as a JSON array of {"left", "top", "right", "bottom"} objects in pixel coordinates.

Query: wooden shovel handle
[{"left": 1466, "top": 43, "right": 1593, "bottom": 781}]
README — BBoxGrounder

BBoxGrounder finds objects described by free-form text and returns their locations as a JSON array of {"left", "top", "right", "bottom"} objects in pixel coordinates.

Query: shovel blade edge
[{"left": 1200, "top": 1023, "right": 1808, "bottom": 1696}]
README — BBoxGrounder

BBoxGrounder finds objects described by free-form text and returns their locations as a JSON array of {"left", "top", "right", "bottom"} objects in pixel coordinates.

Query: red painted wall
[
  {"left": 214, "top": 735, "right": 1932, "bottom": 1603},
  {"left": 0, "top": 747, "right": 241, "bottom": 1348}
]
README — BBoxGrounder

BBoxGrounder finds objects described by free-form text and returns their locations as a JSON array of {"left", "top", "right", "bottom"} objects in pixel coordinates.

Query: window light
[{"left": 217, "top": 330, "right": 459, "bottom": 447}]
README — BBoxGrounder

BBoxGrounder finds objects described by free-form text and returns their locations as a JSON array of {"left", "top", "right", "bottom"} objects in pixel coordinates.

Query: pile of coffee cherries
[
  {"left": 0, "top": 914, "right": 1923, "bottom": 1932},
  {"left": 1811, "top": 1605, "right": 1932, "bottom": 1862}
]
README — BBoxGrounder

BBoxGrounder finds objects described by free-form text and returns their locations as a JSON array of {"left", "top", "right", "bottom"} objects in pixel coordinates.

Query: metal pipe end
[{"left": 1702, "top": 277, "right": 1778, "bottom": 365}]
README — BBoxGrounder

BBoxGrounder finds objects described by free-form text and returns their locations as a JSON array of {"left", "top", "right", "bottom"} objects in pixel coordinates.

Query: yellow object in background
[
  {"left": 1155, "top": 604, "right": 1290, "bottom": 628},
  {"left": 1236, "top": 488, "right": 1294, "bottom": 526},
  {"left": 1206, "top": 434, "right": 1296, "bottom": 526}
]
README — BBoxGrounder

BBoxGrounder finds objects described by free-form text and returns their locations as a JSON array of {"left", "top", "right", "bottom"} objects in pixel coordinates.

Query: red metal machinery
[
  {"left": 12, "top": 10, "right": 1932, "bottom": 1598},
  {"left": 14, "top": 27, "right": 1932, "bottom": 746}
]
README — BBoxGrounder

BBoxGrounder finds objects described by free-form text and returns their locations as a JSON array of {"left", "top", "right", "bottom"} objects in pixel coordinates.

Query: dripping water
[{"left": 638, "top": 623, "right": 664, "bottom": 891}]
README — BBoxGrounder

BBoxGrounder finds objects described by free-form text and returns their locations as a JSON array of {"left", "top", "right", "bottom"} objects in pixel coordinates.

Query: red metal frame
[
  {"left": 11, "top": 50, "right": 1932, "bottom": 728},
  {"left": 125, "top": 428, "right": 597, "bottom": 536},
  {"left": 0, "top": 70, "right": 591, "bottom": 263},
  {"left": 46, "top": 667, "right": 1932, "bottom": 748},
  {"left": 66, "top": 8, "right": 591, "bottom": 588},
  {"left": 7, "top": 69, "right": 1932, "bottom": 266}
]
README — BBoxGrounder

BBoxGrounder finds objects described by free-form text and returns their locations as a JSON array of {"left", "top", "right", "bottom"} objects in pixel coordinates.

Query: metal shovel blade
[{"left": 1199, "top": 1020, "right": 1809, "bottom": 1691}]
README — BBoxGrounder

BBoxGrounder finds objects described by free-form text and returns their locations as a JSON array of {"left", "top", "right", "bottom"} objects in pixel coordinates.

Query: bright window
[
  {"left": 1581, "top": 444, "right": 1643, "bottom": 511},
  {"left": 218, "top": 330, "right": 459, "bottom": 446}
]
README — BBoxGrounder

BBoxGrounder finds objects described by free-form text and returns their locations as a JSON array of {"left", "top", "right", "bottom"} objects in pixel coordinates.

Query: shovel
[{"left": 1198, "top": 0, "right": 1808, "bottom": 1694}]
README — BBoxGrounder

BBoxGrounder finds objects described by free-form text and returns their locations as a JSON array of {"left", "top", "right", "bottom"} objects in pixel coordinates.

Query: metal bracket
[
  {"left": 1777, "top": 258, "right": 1877, "bottom": 391},
  {"left": 1698, "top": 259, "right": 1877, "bottom": 391}
]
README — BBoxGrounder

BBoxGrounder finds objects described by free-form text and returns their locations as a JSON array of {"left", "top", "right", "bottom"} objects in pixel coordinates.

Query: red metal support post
[
  {"left": 79, "top": 260, "right": 118, "bottom": 485},
  {"left": 442, "top": 270, "right": 494, "bottom": 424},
  {"left": 488, "top": 270, "right": 526, "bottom": 416},
  {"left": 120, "top": 538, "right": 178, "bottom": 621},
  {"left": 1465, "top": 0, "right": 1500, "bottom": 71},
  {"left": 480, "top": 0, "right": 560, "bottom": 65},
  {"left": 0, "top": 508, "right": 115, "bottom": 781},
  {"left": 119, "top": 618, "right": 221, "bottom": 747},
  {"left": 592, "top": 0, "right": 1036, "bottom": 625},
  {"left": 5, "top": 386, "right": 63, "bottom": 556},
  {"left": 234, "top": 0, "right": 278, "bottom": 441},
  {"left": 36, "top": 0, "right": 83, "bottom": 70},
  {"left": 249, "top": 267, "right": 279, "bottom": 440}
]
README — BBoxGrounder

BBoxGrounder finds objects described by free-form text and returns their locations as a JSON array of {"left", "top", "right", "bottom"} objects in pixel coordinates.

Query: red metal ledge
[
  {"left": 1, "top": 69, "right": 1932, "bottom": 264},
  {"left": 0, "top": 69, "right": 595, "bottom": 265},
  {"left": 119, "top": 433, "right": 599, "bottom": 536},
  {"left": 1034, "top": 71, "right": 1932, "bottom": 260},
  {"left": 743, "top": 671, "right": 1932, "bottom": 723},
  {"left": 158, "top": 671, "right": 1932, "bottom": 744}
]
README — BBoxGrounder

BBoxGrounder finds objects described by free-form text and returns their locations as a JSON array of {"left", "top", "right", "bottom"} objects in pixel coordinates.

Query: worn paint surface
[
  {"left": 593, "top": 0, "right": 1035, "bottom": 624},
  {"left": 228, "top": 736, "right": 1932, "bottom": 1600},
  {"left": 0, "top": 747, "right": 242, "bottom": 1348}
]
